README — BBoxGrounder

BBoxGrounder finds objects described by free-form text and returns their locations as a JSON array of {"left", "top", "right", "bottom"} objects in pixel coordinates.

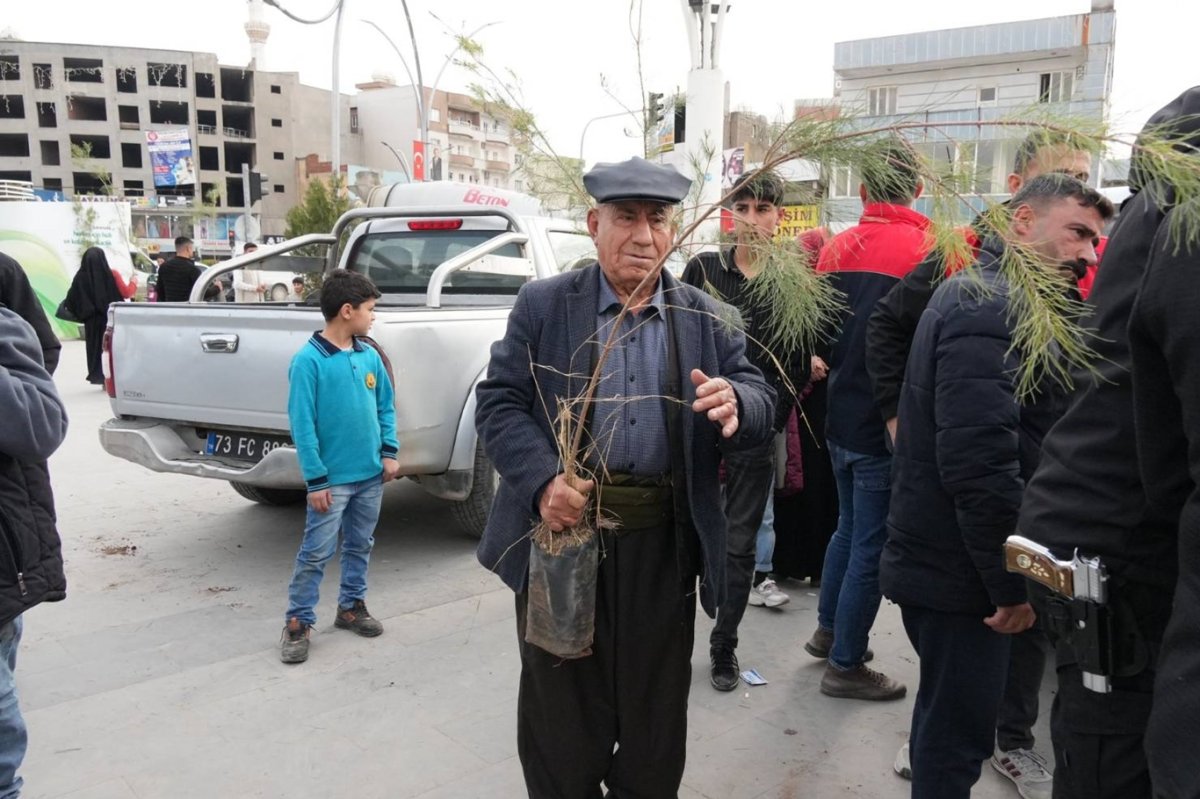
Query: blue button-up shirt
[{"left": 591, "top": 270, "right": 671, "bottom": 477}]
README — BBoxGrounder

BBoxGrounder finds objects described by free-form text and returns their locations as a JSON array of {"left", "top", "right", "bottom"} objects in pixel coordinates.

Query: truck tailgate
[{"left": 109, "top": 304, "right": 324, "bottom": 431}]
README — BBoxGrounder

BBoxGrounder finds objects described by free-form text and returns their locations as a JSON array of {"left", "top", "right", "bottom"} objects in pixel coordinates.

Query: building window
[
  {"left": 116, "top": 67, "right": 137, "bottom": 93},
  {"left": 118, "top": 104, "right": 140, "bottom": 129},
  {"left": 0, "top": 96, "right": 25, "bottom": 120},
  {"left": 33, "top": 63, "right": 52, "bottom": 90},
  {"left": 147, "top": 62, "right": 187, "bottom": 88},
  {"left": 64, "top": 57, "right": 104, "bottom": 83},
  {"left": 829, "top": 164, "right": 857, "bottom": 197},
  {"left": 36, "top": 102, "right": 56, "bottom": 128},
  {"left": 40, "top": 140, "right": 60, "bottom": 166},
  {"left": 273, "top": 184, "right": 285, "bottom": 193},
  {"left": 0, "top": 134, "right": 31, "bottom": 158},
  {"left": 123, "top": 179, "right": 144, "bottom": 195},
  {"left": 273, "top": 151, "right": 284, "bottom": 160},
  {"left": 1039, "top": 71, "right": 1073, "bottom": 104},
  {"left": 196, "top": 72, "right": 216, "bottom": 99},
  {"left": 978, "top": 86, "right": 997, "bottom": 105},
  {"left": 349, "top": 107, "right": 359, "bottom": 133},
  {"left": 867, "top": 86, "right": 897, "bottom": 116},
  {"left": 270, "top": 84, "right": 281, "bottom": 94},
  {"left": 0, "top": 56, "right": 19, "bottom": 80},
  {"left": 271, "top": 118, "right": 282, "bottom": 128},
  {"left": 43, "top": 177, "right": 62, "bottom": 192},
  {"left": 121, "top": 142, "right": 142, "bottom": 169}
]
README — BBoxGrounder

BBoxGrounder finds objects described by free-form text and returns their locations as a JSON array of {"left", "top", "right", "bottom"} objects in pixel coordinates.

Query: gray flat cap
[{"left": 583, "top": 156, "right": 692, "bottom": 205}]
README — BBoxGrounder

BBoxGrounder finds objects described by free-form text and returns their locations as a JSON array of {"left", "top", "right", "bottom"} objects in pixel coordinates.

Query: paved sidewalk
[{"left": 20, "top": 342, "right": 1053, "bottom": 798}]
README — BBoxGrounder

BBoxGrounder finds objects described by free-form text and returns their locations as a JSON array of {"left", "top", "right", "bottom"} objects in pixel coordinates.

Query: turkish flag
[{"left": 412, "top": 140, "right": 426, "bottom": 182}]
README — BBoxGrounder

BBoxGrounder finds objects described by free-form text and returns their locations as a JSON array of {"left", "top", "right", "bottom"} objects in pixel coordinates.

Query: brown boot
[
  {"left": 819, "top": 663, "right": 906, "bottom": 701},
  {"left": 334, "top": 600, "right": 384, "bottom": 637},
  {"left": 803, "top": 626, "right": 874, "bottom": 662}
]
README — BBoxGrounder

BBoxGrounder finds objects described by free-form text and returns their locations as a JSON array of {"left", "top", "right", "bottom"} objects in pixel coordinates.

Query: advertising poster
[
  {"left": 775, "top": 205, "right": 820, "bottom": 241},
  {"left": 721, "top": 147, "right": 745, "bottom": 191},
  {"left": 0, "top": 201, "right": 134, "bottom": 338},
  {"left": 146, "top": 129, "right": 196, "bottom": 187},
  {"left": 654, "top": 94, "right": 677, "bottom": 156}
]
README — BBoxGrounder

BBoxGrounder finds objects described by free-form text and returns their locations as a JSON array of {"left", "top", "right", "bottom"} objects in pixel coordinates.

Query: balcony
[
  {"left": 197, "top": 124, "right": 218, "bottom": 135},
  {"left": 449, "top": 153, "right": 476, "bottom": 169},
  {"left": 486, "top": 160, "right": 510, "bottom": 172},
  {"left": 449, "top": 118, "right": 482, "bottom": 139},
  {"left": 485, "top": 127, "right": 509, "bottom": 144}
]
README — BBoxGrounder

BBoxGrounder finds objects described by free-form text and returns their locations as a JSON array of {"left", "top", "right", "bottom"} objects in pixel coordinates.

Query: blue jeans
[
  {"left": 755, "top": 492, "right": 775, "bottom": 574},
  {"left": 816, "top": 442, "right": 892, "bottom": 670},
  {"left": 285, "top": 475, "right": 383, "bottom": 625},
  {"left": 0, "top": 617, "right": 25, "bottom": 799}
]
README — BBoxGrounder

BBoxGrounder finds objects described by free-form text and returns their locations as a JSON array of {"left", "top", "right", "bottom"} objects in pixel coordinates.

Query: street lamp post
[
  {"left": 579, "top": 110, "right": 644, "bottom": 165},
  {"left": 380, "top": 141, "right": 413, "bottom": 182}
]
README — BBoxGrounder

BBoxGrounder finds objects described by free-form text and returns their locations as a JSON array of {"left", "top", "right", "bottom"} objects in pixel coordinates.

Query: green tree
[{"left": 284, "top": 175, "right": 352, "bottom": 239}]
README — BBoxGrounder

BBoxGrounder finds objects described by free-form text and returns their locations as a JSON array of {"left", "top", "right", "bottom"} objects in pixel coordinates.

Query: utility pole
[{"left": 680, "top": 0, "right": 730, "bottom": 242}]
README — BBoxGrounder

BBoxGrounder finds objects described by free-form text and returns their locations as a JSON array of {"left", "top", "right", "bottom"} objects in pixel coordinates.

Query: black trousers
[
  {"left": 902, "top": 605, "right": 1011, "bottom": 799},
  {"left": 710, "top": 439, "right": 774, "bottom": 651},
  {"left": 83, "top": 316, "right": 105, "bottom": 383},
  {"left": 515, "top": 514, "right": 696, "bottom": 799},
  {"left": 1050, "top": 663, "right": 1154, "bottom": 799},
  {"left": 995, "top": 624, "right": 1051, "bottom": 752}
]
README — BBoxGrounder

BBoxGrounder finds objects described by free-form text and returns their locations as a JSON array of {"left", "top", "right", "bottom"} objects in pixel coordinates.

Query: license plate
[{"left": 205, "top": 431, "right": 292, "bottom": 463}]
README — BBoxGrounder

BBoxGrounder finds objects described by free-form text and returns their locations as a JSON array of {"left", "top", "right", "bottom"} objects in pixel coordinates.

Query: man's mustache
[{"left": 1062, "top": 259, "right": 1089, "bottom": 280}]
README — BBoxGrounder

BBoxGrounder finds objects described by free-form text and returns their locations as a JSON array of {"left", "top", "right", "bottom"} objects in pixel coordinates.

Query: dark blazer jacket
[{"left": 474, "top": 263, "right": 775, "bottom": 616}]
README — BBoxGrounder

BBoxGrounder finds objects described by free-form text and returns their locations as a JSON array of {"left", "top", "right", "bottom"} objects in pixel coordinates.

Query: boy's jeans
[
  {"left": 0, "top": 616, "right": 26, "bottom": 799},
  {"left": 755, "top": 492, "right": 776, "bottom": 574},
  {"left": 286, "top": 475, "right": 384, "bottom": 625},
  {"left": 816, "top": 442, "right": 892, "bottom": 671}
]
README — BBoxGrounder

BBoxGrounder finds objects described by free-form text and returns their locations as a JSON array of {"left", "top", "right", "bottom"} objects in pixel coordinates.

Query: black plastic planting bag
[{"left": 524, "top": 532, "right": 599, "bottom": 659}]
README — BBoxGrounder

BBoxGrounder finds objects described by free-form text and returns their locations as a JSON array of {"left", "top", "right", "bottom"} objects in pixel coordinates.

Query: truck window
[
  {"left": 547, "top": 230, "right": 596, "bottom": 271},
  {"left": 347, "top": 230, "right": 530, "bottom": 294}
]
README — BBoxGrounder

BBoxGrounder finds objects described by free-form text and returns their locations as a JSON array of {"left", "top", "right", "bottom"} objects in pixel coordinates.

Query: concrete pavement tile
[
  {"left": 408, "top": 757, "right": 527, "bottom": 799},
  {"left": 47, "top": 777, "right": 140, "bottom": 799},
  {"left": 433, "top": 697, "right": 519, "bottom": 764}
]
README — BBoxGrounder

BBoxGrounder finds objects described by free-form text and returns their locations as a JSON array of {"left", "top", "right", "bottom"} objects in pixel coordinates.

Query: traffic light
[
  {"left": 647, "top": 92, "right": 665, "bottom": 130},
  {"left": 248, "top": 172, "right": 268, "bottom": 204}
]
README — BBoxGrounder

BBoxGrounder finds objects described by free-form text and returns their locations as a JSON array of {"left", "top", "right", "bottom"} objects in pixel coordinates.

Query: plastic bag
[{"left": 524, "top": 531, "right": 599, "bottom": 659}]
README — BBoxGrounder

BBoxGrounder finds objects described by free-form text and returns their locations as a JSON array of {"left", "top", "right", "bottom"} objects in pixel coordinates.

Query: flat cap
[{"left": 583, "top": 156, "right": 692, "bottom": 205}]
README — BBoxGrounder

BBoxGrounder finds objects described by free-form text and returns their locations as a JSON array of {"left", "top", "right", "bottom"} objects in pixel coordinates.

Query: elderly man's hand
[
  {"left": 538, "top": 473, "right": 595, "bottom": 532},
  {"left": 691, "top": 368, "right": 739, "bottom": 438}
]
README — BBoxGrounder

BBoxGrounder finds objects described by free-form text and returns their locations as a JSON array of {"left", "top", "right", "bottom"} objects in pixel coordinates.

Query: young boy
[
  {"left": 281, "top": 269, "right": 399, "bottom": 664},
  {"left": 681, "top": 170, "right": 811, "bottom": 691}
]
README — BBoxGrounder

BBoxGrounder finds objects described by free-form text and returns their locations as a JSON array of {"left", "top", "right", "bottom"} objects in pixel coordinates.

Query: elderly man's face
[
  {"left": 586, "top": 201, "right": 675, "bottom": 300},
  {"left": 1012, "top": 197, "right": 1104, "bottom": 283}
]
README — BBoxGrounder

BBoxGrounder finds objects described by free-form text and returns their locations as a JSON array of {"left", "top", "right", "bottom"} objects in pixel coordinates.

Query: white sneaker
[
  {"left": 748, "top": 578, "right": 790, "bottom": 608},
  {"left": 990, "top": 747, "right": 1053, "bottom": 799},
  {"left": 894, "top": 742, "right": 911, "bottom": 780}
]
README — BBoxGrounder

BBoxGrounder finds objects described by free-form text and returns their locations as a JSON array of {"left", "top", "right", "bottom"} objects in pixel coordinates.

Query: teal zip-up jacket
[{"left": 287, "top": 332, "right": 399, "bottom": 491}]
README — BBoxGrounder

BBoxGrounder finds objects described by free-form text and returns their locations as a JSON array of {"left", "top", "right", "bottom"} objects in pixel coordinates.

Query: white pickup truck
[{"left": 98, "top": 182, "right": 596, "bottom": 536}]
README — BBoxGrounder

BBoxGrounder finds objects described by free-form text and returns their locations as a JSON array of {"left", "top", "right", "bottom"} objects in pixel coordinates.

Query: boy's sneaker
[
  {"left": 819, "top": 663, "right": 906, "bottom": 701},
  {"left": 748, "top": 578, "right": 790, "bottom": 608},
  {"left": 894, "top": 742, "right": 912, "bottom": 780},
  {"left": 990, "top": 747, "right": 1052, "bottom": 799},
  {"left": 280, "top": 617, "right": 311, "bottom": 664},
  {"left": 802, "top": 626, "right": 874, "bottom": 662},
  {"left": 334, "top": 600, "right": 384, "bottom": 637}
]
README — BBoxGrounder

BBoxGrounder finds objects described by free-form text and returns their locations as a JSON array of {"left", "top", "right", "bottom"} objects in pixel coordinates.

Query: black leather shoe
[{"left": 710, "top": 645, "right": 740, "bottom": 692}]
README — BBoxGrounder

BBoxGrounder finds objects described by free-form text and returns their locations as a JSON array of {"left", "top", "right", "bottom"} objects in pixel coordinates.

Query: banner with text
[{"left": 146, "top": 129, "right": 196, "bottom": 187}]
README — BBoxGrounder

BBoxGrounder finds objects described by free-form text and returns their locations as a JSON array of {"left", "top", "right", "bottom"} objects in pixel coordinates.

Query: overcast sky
[{"left": 4, "top": 0, "right": 1194, "bottom": 165}]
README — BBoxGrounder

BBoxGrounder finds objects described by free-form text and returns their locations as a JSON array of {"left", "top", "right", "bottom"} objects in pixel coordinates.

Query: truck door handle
[{"left": 200, "top": 333, "right": 239, "bottom": 353}]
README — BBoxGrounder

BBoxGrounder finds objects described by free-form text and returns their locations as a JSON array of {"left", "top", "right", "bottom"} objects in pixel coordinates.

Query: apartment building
[
  {"left": 829, "top": 0, "right": 1115, "bottom": 220},
  {"left": 0, "top": 38, "right": 360, "bottom": 250}
]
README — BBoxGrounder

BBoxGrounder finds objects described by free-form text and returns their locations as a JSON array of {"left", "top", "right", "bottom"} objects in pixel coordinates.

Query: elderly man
[
  {"left": 881, "top": 174, "right": 1113, "bottom": 798},
  {"left": 475, "top": 156, "right": 775, "bottom": 798}
]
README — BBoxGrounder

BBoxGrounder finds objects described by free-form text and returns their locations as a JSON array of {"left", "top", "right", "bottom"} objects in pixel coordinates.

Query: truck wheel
[
  {"left": 229, "top": 482, "right": 307, "bottom": 506},
  {"left": 450, "top": 446, "right": 498, "bottom": 539},
  {"left": 270, "top": 283, "right": 289, "bottom": 301}
]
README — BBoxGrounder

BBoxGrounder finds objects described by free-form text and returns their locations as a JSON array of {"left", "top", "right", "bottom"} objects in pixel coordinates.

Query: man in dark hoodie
[
  {"left": 0, "top": 253, "right": 60, "bottom": 374},
  {"left": 1017, "top": 86, "right": 1200, "bottom": 798},
  {"left": 0, "top": 305, "right": 69, "bottom": 797},
  {"left": 881, "top": 174, "right": 1111, "bottom": 799},
  {"left": 1128, "top": 161, "right": 1200, "bottom": 799}
]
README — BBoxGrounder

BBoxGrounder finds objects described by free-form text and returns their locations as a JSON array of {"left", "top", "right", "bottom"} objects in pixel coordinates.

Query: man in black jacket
[
  {"left": 155, "top": 236, "right": 221, "bottom": 302},
  {"left": 681, "top": 170, "right": 810, "bottom": 692},
  {"left": 881, "top": 175, "right": 1111, "bottom": 799},
  {"left": 1128, "top": 191, "right": 1200, "bottom": 799},
  {"left": 0, "top": 305, "right": 69, "bottom": 797},
  {"left": 1017, "top": 86, "right": 1200, "bottom": 799},
  {"left": 870, "top": 132, "right": 1095, "bottom": 797}
]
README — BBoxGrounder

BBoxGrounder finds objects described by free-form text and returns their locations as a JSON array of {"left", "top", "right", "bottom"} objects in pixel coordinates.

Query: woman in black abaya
[{"left": 61, "top": 248, "right": 130, "bottom": 385}]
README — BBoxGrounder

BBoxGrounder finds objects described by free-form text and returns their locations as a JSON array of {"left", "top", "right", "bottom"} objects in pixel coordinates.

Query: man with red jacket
[{"left": 802, "top": 137, "right": 929, "bottom": 701}]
